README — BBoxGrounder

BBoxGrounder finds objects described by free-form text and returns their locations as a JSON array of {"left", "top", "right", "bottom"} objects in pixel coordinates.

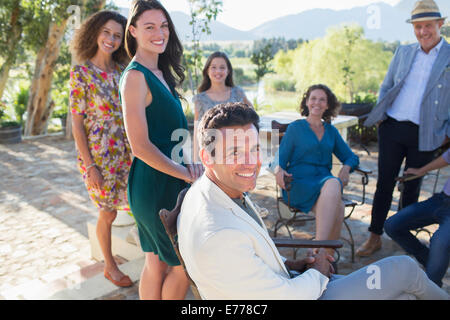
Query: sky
[{"left": 113, "top": 0, "right": 402, "bottom": 31}]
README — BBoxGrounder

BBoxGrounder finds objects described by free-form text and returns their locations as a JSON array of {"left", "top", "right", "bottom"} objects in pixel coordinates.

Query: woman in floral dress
[{"left": 69, "top": 10, "right": 132, "bottom": 287}]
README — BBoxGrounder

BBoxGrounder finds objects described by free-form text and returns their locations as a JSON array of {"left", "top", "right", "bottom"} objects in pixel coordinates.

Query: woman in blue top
[{"left": 275, "top": 84, "right": 359, "bottom": 255}]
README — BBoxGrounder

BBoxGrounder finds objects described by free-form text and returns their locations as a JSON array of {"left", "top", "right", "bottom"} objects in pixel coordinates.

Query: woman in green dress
[{"left": 120, "top": 0, "right": 202, "bottom": 300}]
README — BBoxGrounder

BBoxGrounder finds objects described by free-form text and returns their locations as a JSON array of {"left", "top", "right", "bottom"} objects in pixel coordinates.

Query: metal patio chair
[{"left": 270, "top": 120, "right": 372, "bottom": 262}]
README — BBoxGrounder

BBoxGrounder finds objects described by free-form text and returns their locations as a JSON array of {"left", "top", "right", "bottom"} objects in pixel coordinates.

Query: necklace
[{"left": 89, "top": 60, "right": 115, "bottom": 73}]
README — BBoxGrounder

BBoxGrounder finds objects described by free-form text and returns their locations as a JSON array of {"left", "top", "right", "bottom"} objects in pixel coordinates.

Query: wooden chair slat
[{"left": 273, "top": 238, "right": 343, "bottom": 249}]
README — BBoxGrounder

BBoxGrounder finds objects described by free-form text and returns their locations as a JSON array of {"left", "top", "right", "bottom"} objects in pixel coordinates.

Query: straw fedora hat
[{"left": 406, "top": 0, "right": 447, "bottom": 23}]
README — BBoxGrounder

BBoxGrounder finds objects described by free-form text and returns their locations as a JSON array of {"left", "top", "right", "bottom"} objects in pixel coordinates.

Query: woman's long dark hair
[
  {"left": 125, "top": 0, "right": 185, "bottom": 97},
  {"left": 197, "top": 51, "right": 234, "bottom": 93},
  {"left": 300, "top": 84, "right": 341, "bottom": 123}
]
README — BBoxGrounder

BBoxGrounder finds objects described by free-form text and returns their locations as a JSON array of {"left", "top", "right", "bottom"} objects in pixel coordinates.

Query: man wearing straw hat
[{"left": 358, "top": 0, "right": 449, "bottom": 257}]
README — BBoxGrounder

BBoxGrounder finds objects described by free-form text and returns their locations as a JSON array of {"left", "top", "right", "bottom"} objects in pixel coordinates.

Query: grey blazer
[{"left": 365, "top": 38, "right": 450, "bottom": 151}]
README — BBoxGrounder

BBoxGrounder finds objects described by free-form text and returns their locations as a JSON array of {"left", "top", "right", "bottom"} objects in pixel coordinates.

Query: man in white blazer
[{"left": 177, "top": 102, "right": 448, "bottom": 300}]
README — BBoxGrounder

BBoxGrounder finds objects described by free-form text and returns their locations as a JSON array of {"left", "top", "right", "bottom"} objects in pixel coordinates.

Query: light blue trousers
[{"left": 319, "top": 256, "right": 448, "bottom": 300}]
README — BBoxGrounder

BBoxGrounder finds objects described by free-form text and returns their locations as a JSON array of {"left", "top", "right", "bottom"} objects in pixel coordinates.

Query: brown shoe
[
  {"left": 104, "top": 270, "right": 133, "bottom": 287},
  {"left": 356, "top": 238, "right": 382, "bottom": 257}
]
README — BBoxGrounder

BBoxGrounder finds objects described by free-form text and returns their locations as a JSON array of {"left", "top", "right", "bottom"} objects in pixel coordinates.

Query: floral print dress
[{"left": 69, "top": 61, "right": 132, "bottom": 212}]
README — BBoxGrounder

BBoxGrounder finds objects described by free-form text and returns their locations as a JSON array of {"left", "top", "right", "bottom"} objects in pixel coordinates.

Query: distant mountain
[
  {"left": 249, "top": 3, "right": 408, "bottom": 41},
  {"left": 117, "top": 9, "right": 256, "bottom": 41},
  {"left": 248, "top": 0, "right": 449, "bottom": 42},
  {"left": 117, "top": 7, "right": 129, "bottom": 20},
  {"left": 120, "top": 0, "right": 449, "bottom": 42},
  {"left": 169, "top": 11, "right": 257, "bottom": 42}
]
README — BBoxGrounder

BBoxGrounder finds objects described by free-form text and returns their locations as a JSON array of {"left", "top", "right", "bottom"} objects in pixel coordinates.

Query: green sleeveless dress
[{"left": 119, "top": 61, "right": 188, "bottom": 266}]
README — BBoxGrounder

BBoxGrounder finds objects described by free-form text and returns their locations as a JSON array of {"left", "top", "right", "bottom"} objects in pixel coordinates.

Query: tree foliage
[
  {"left": 250, "top": 43, "right": 273, "bottom": 83},
  {"left": 273, "top": 24, "right": 393, "bottom": 102},
  {"left": 0, "top": 0, "right": 27, "bottom": 100},
  {"left": 253, "top": 37, "right": 304, "bottom": 57},
  {"left": 0, "top": 0, "right": 85, "bottom": 102},
  {"left": 442, "top": 23, "right": 450, "bottom": 41},
  {"left": 23, "top": 0, "right": 107, "bottom": 136},
  {"left": 0, "top": 0, "right": 22, "bottom": 56}
]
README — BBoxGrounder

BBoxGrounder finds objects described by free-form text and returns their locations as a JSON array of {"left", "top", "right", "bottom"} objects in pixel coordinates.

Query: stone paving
[
  {"left": 0, "top": 135, "right": 449, "bottom": 300},
  {"left": 0, "top": 134, "right": 128, "bottom": 299}
]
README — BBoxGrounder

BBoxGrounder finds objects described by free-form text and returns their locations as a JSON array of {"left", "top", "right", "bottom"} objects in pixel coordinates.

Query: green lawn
[
  {"left": 241, "top": 85, "right": 300, "bottom": 116},
  {"left": 231, "top": 58, "right": 300, "bottom": 115},
  {"left": 230, "top": 57, "right": 254, "bottom": 74}
]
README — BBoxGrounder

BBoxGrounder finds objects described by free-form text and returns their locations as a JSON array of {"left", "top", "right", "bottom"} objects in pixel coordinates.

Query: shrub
[
  {"left": 0, "top": 101, "right": 20, "bottom": 127},
  {"left": 0, "top": 101, "right": 6, "bottom": 121},
  {"left": 271, "top": 79, "right": 296, "bottom": 92},
  {"left": 353, "top": 91, "right": 378, "bottom": 105},
  {"left": 0, "top": 120, "right": 20, "bottom": 127},
  {"left": 346, "top": 91, "right": 379, "bottom": 145},
  {"left": 52, "top": 108, "right": 68, "bottom": 119},
  {"left": 14, "top": 86, "right": 29, "bottom": 125},
  {"left": 234, "top": 67, "right": 254, "bottom": 86}
]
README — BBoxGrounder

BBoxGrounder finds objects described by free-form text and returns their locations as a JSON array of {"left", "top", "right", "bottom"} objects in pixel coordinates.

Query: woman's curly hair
[
  {"left": 299, "top": 84, "right": 341, "bottom": 123},
  {"left": 70, "top": 10, "right": 128, "bottom": 65}
]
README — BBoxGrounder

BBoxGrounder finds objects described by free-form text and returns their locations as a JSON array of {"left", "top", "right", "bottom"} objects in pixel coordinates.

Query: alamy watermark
[
  {"left": 170, "top": 127, "right": 280, "bottom": 166},
  {"left": 366, "top": 264, "right": 381, "bottom": 290},
  {"left": 67, "top": 5, "right": 81, "bottom": 31},
  {"left": 366, "top": 5, "right": 381, "bottom": 30}
]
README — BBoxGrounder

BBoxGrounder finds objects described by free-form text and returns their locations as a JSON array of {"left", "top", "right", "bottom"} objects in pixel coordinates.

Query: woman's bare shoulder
[{"left": 121, "top": 69, "right": 146, "bottom": 93}]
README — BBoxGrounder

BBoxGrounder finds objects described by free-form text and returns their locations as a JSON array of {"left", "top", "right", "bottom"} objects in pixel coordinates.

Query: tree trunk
[
  {"left": 24, "top": 19, "right": 68, "bottom": 136},
  {"left": 0, "top": 60, "right": 14, "bottom": 102},
  {"left": 187, "top": 68, "right": 195, "bottom": 96},
  {"left": 0, "top": 1, "right": 22, "bottom": 101}
]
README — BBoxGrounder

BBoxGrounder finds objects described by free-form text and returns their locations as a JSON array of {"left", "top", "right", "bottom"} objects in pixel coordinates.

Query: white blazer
[{"left": 177, "top": 175, "right": 329, "bottom": 300}]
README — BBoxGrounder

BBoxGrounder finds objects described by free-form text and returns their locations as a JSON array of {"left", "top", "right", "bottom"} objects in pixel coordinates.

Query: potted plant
[
  {"left": 340, "top": 92, "right": 377, "bottom": 117},
  {"left": 0, "top": 101, "right": 22, "bottom": 144},
  {"left": 340, "top": 92, "right": 378, "bottom": 149}
]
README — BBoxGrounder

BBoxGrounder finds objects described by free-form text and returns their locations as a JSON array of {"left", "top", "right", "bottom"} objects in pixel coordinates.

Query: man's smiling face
[
  {"left": 202, "top": 123, "right": 261, "bottom": 198},
  {"left": 413, "top": 19, "right": 444, "bottom": 53}
]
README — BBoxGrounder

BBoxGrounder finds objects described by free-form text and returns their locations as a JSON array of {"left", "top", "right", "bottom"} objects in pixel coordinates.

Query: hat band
[{"left": 411, "top": 12, "right": 442, "bottom": 20}]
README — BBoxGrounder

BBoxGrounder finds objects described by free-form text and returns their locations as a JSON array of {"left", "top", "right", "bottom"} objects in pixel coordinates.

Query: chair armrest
[
  {"left": 272, "top": 238, "right": 343, "bottom": 249},
  {"left": 351, "top": 165, "right": 371, "bottom": 205},
  {"left": 396, "top": 174, "right": 422, "bottom": 183},
  {"left": 284, "top": 175, "right": 293, "bottom": 191},
  {"left": 354, "top": 165, "right": 372, "bottom": 175}
]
